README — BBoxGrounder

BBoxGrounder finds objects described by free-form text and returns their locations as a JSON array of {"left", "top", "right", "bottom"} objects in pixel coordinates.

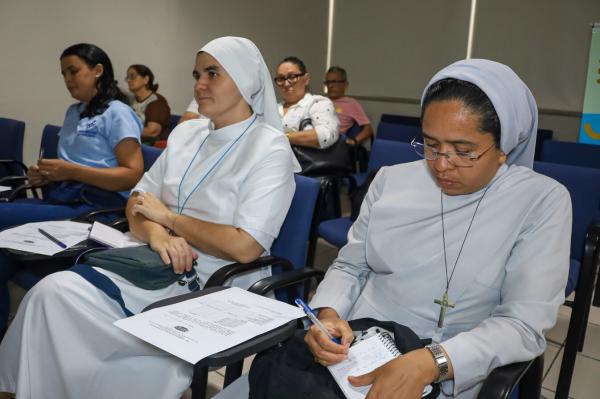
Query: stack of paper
[{"left": 88, "top": 221, "right": 144, "bottom": 248}]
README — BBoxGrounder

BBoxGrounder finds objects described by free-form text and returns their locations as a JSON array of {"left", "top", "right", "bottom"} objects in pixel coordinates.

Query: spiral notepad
[{"left": 328, "top": 333, "right": 433, "bottom": 399}]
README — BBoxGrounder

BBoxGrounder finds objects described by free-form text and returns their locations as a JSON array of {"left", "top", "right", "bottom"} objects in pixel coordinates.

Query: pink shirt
[{"left": 333, "top": 96, "right": 370, "bottom": 134}]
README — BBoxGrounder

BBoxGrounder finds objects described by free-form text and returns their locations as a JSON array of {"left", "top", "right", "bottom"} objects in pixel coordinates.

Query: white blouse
[
  {"left": 134, "top": 114, "right": 296, "bottom": 288},
  {"left": 278, "top": 93, "right": 340, "bottom": 149}
]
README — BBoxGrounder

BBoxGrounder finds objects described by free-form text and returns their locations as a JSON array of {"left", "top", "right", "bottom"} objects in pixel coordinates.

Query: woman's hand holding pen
[
  {"left": 27, "top": 165, "right": 49, "bottom": 186},
  {"left": 37, "top": 159, "right": 75, "bottom": 182},
  {"left": 304, "top": 307, "right": 353, "bottom": 366}
]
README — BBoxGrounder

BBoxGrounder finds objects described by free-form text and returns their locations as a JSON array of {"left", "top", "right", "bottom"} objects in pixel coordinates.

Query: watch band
[{"left": 425, "top": 343, "right": 450, "bottom": 383}]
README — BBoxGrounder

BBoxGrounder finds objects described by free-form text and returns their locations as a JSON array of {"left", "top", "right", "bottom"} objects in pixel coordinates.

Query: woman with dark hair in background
[
  {"left": 275, "top": 56, "right": 339, "bottom": 149},
  {"left": 0, "top": 43, "right": 143, "bottom": 338},
  {"left": 126, "top": 64, "right": 171, "bottom": 144}
]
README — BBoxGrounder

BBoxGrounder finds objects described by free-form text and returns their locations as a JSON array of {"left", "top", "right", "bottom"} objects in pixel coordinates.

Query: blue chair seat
[{"left": 318, "top": 217, "right": 353, "bottom": 248}]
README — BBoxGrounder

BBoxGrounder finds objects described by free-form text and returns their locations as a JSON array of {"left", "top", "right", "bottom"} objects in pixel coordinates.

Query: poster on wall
[{"left": 579, "top": 22, "right": 600, "bottom": 144}]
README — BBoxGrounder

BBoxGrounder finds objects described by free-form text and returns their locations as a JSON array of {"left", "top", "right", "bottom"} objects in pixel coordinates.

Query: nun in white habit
[
  {"left": 0, "top": 36, "right": 299, "bottom": 398},
  {"left": 251, "top": 59, "right": 570, "bottom": 399}
]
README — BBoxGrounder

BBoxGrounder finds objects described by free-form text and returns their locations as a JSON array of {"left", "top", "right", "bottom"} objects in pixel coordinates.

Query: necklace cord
[{"left": 440, "top": 183, "right": 492, "bottom": 291}]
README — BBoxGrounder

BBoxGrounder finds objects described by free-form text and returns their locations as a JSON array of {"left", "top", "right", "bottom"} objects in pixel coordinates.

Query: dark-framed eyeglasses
[
  {"left": 324, "top": 79, "right": 346, "bottom": 85},
  {"left": 410, "top": 138, "right": 496, "bottom": 167},
  {"left": 274, "top": 73, "right": 305, "bottom": 86}
]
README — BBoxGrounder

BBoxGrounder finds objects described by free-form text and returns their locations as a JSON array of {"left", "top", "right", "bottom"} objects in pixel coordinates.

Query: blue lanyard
[{"left": 176, "top": 115, "right": 257, "bottom": 214}]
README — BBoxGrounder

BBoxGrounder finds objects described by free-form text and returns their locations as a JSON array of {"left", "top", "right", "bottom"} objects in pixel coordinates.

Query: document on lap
[
  {"left": 0, "top": 220, "right": 91, "bottom": 255},
  {"left": 114, "top": 287, "right": 305, "bottom": 364}
]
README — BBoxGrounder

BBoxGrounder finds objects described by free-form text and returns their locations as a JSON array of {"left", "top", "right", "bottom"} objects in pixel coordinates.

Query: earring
[{"left": 95, "top": 74, "right": 100, "bottom": 78}]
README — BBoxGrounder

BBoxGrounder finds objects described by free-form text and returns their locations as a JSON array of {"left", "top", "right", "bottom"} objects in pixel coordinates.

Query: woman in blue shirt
[{"left": 0, "top": 43, "right": 144, "bottom": 336}]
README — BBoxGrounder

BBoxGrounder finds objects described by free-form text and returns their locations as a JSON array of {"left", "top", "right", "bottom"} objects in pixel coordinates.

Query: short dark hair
[
  {"left": 421, "top": 78, "right": 501, "bottom": 147},
  {"left": 278, "top": 56, "right": 307, "bottom": 74},
  {"left": 326, "top": 66, "right": 347, "bottom": 81},
  {"left": 128, "top": 64, "right": 159, "bottom": 92},
  {"left": 61, "top": 43, "right": 127, "bottom": 118}
]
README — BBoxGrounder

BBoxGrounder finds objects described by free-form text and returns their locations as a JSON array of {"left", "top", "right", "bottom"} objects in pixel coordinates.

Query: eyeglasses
[
  {"left": 274, "top": 73, "right": 305, "bottom": 86},
  {"left": 124, "top": 73, "right": 139, "bottom": 82},
  {"left": 324, "top": 79, "right": 346, "bottom": 85},
  {"left": 410, "top": 138, "right": 496, "bottom": 167}
]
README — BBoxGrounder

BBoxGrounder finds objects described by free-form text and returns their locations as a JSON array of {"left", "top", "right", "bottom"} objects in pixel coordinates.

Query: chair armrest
[
  {"left": 248, "top": 267, "right": 324, "bottom": 297},
  {"left": 75, "top": 207, "right": 126, "bottom": 223},
  {"left": 477, "top": 355, "right": 542, "bottom": 399},
  {"left": 110, "top": 218, "right": 129, "bottom": 232},
  {"left": 587, "top": 223, "right": 600, "bottom": 307},
  {"left": 0, "top": 159, "right": 28, "bottom": 175},
  {"left": 0, "top": 175, "right": 28, "bottom": 187},
  {"left": 204, "top": 255, "right": 295, "bottom": 288},
  {"left": 2, "top": 181, "right": 42, "bottom": 201}
]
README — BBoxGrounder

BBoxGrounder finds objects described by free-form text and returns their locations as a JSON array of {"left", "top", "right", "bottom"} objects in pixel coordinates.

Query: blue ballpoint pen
[
  {"left": 38, "top": 228, "right": 67, "bottom": 249},
  {"left": 295, "top": 298, "right": 341, "bottom": 345}
]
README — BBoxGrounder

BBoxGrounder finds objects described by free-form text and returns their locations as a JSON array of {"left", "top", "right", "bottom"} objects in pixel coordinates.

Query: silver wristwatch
[{"left": 425, "top": 343, "right": 450, "bottom": 383}]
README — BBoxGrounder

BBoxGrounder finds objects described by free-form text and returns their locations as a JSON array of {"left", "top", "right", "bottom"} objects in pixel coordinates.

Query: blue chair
[
  {"left": 40, "top": 124, "right": 61, "bottom": 159},
  {"left": 141, "top": 144, "right": 163, "bottom": 170},
  {"left": 539, "top": 140, "right": 600, "bottom": 169},
  {"left": 533, "top": 161, "right": 600, "bottom": 399},
  {"left": 143, "top": 174, "right": 321, "bottom": 399},
  {"left": 533, "top": 128, "right": 553, "bottom": 161},
  {"left": 317, "top": 140, "right": 421, "bottom": 252},
  {"left": 168, "top": 114, "right": 180, "bottom": 133},
  {"left": 0, "top": 117, "right": 26, "bottom": 179},
  {"left": 376, "top": 121, "right": 422, "bottom": 143}
]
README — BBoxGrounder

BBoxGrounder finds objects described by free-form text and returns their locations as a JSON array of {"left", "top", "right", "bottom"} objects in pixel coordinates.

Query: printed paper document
[
  {"left": 115, "top": 287, "right": 305, "bottom": 364},
  {"left": 0, "top": 221, "right": 91, "bottom": 255}
]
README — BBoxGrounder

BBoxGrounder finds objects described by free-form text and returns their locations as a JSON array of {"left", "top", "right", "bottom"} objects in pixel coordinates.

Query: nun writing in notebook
[
  {"left": 0, "top": 36, "right": 298, "bottom": 399},
  {"left": 247, "top": 59, "right": 571, "bottom": 399}
]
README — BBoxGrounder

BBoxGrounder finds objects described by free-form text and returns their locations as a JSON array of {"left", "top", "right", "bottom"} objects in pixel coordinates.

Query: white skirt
[{"left": 0, "top": 269, "right": 194, "bottom": 399}]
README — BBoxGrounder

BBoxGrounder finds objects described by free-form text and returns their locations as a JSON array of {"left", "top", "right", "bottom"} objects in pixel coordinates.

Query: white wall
[
  {"left": 0, "top": 0, "right": 328, "bottom": 165},
  {"left": 326, "top": 0, "right": 600, "bottom": 141}
]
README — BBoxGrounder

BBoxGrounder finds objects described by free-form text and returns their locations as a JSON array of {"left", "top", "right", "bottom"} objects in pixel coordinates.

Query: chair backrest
[
  {"left": 367, "top": 139, "right": 421, "bottom": 171},
  {"left": 168, "top": 114, "right": 180, "bottom": 132},
  {"left": 40, "top": 124, "right": 61, "bottom": 159},
  {"left": 141, "top": 144, "right": 163, "bottom": 172},
  {"left": 534, "top": 128, "right": 553, "bottom": 161},
  {"left": 270, "top": 175, "right": 320, "bottom": 269},
  {"left": 345, "top": 123, "right": 362, "bottom": 139},
  {"left": 533, "top": 162, "right": 600, "bottom": 265},
  {"left": 0, "top": 117, "right": 25, "bottom": 163},
  {"left": 539, "top": 140, "right": 600, "bottom": 169},
  {"left": 376, "top": 121, "right": 422, "bottom": 142},
  {"left": 380, "top": 114, "right": 421, "bottom": 126}
]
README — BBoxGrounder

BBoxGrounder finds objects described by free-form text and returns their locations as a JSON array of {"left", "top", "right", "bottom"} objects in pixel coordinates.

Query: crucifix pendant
[{"left": 434, "top": 290, "right": 456, "bottom": 328}]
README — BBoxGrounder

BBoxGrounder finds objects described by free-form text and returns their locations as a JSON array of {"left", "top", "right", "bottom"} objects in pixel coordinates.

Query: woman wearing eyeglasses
[
  {"left": 125, "top": 64, "right": 172, "bottom": 144},
  {"left": 248, "top": 60, "right": 571, "bottom": 399},
  {"left": 275, "top": 56, "right": 339, "bottom": 149}
]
